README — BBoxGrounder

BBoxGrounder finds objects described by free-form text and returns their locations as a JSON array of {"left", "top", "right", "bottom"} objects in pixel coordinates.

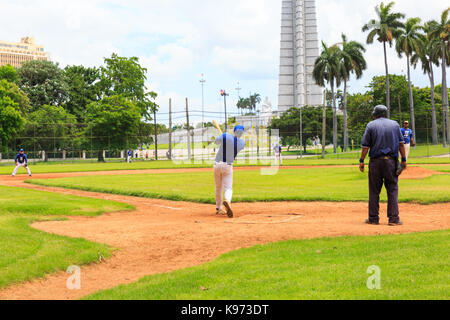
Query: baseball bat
[{"left": 213, "top": 120, "right": 223, "bottom": 135}]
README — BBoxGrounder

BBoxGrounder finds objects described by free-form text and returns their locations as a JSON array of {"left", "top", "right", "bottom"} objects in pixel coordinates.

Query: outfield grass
[
  {"left": 1, "top": 155, "right": 449, "bottom": 176},
  {"left": 0, "top": 185, "right": 133, "bottom": 289},
  {"left": 85, "top": 230, "right": 450, "bottom": 300},
  {"left": 283, "top": 144, "right": 450, "bottom": 159},
  {"left": 29, "top": 167, "right": 450, "bottom": 204}
]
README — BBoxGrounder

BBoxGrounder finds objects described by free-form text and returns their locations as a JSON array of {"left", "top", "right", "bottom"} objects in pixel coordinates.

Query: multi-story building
[
  {"left": 0, "top": 37, "right": 49, "bottom": 68},
  {"left": 278, "top": 0, "right": 323, "bottom": 113}
]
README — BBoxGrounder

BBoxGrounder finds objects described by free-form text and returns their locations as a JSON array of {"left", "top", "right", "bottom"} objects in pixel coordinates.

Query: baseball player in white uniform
[
  {"left": 274, "top": 143, "right": 283, "bottom": 166},
  {"left": 12, "top": 149, "right": 32, "bottom": 177},
  {"left": 214, "top": 125, "right": 246, "bottom": 218}
]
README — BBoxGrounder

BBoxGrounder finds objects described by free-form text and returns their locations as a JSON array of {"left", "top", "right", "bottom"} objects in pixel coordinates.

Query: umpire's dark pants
[{"left": 368, "top": 157, "right": 400, "bottom": 223}]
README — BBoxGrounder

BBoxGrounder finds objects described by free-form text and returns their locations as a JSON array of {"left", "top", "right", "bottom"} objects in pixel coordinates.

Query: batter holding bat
[{"left": 213, "top": 122, "right": 246, "bottom": 218}]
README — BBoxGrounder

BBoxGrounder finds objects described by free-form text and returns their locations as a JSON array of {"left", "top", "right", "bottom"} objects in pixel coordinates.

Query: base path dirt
[{"left": 0, "top": 166, "right": 449, "bottom": 300}]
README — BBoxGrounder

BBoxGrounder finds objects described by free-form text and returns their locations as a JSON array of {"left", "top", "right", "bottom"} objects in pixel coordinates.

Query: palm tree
[
  {"left": 313, "top": 41, "right": 342, "bottom": 154},
  {"left": 395, "top": 17, "right": 424, "bottom": 145},
  {"left": 236, "top": 97, "right": 247, "bottom": 115},
  {"left": 411, "top": 23, "right": 442, "bottom": 145},
  {"left": 338, "top": 34, "right": 367, "bottom": 151},
  {"left": 428, "top": 8, "right": 450, "bottom": 146},
  {"left": 362, "top": 1, "right": 405, "bottom": 116},
  {"left": 249, "top": 93, "right": 261, "bottom": 112}
]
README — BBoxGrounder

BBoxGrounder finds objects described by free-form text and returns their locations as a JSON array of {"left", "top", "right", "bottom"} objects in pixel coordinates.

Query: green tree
[
  {"left": 0, "top": 65, "right": 18, "bottom": 83},
  {"left": 0, "top": 78, "right": 30, "bottom": 115},
  {"left": 100, "top": 53, "right": 158, "bottom": 121},
  {"left": 346, "top": 93, "right": 375, "bottom": 144},
  {"left": 428, "top": 8, "right": 450, "bottom": 146},
  {"left": 85, "top": 95, "right": 142, "bottom": 162},
  {"left": 17, "top": 60, "right": 68, "bottom": 111},
  {"left": 0, "top": 80, "right": 26, "bottom": 150},
  {"left": 19, "top": 104, "right": 77, "bottom": 161},
  {"left": 338, "top": 34, "right": 367, "bottom": 151},
  {"left": 249, "top": 93, "right": 261, "bottom": 112},
  {"left": 269, "top": 106, "right": 338, "bottom": 153},
  {"left": 362, "top": 1, "right": 405, "bottom": 115},
  {"left": 367, "top": 75, "right": 410, "bottom": 122},
  {"left": 411, "top": 23, "right": 442, "bottom": 144},
  {"left": 395, "top": 17, "right": 425, "bottom": 144},
  {"left": 313, "top": 41, "right": 342, "bottom": 153},
  {"left": 63, "top": 65, "right": 101, "bottom": 122}
]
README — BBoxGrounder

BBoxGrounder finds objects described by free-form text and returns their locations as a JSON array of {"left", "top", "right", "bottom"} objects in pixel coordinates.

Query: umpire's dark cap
[{"left": 372, "top": 105, "right": 388, "bottom": 118}]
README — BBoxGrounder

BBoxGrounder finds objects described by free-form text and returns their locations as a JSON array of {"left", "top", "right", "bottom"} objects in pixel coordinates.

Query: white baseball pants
[
  {"left": 12, "top": 163, "right": 31, "bottom": 176},
  {"left": 404, "top": 143, "right": 411, "bottom": 160},
  {"left": 214, "top": 162, "right": 233, "bottom": 210},
  {"left": 400, "top": 144, "right": 411, "bottom": 160},
  {"left": 275, "top": 153, "right": 283, "bottom": 166}
]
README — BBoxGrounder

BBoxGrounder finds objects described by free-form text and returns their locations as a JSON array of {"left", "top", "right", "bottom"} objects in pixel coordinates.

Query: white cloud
[{"left": 0, "top": 0, "right": 448, "bottom": 112}]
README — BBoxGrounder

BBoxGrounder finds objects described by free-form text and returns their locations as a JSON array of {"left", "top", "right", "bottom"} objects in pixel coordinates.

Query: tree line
[
  {"left": 313, "top": 3, "right": 449, "bottom": 152},
  {"left": 271, "top": 3, "right": 449, "bottom": 154},
  {"left": 0, "top": 54, "right": 161, "bottom": 161}
]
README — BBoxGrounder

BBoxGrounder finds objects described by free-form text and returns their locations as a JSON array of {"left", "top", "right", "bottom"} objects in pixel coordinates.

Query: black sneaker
[
  {"left": 365, "top": 219, "right": 380, "bottom": 225},
  {"left": 388, "top": 221, "right": 403, "bottom": 226},
  {"left": 223, "top": 201, "right": 234, "bottom": 219}
]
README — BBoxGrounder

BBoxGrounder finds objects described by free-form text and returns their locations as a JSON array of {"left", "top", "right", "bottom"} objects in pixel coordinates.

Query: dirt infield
[{"left": 0, "top": 166, "right": 449, "bottom": 300}]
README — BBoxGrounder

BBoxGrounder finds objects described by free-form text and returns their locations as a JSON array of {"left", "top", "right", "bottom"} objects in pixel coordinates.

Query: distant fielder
[
  {"left": 127, "top": 150, "right": 133, "bottom": 163},
  {"left": 213, "top": 124, "right": 246, "bottom": 218},
  {"left": 12, "top": 149, "right": 32, "bottom": 177},
  {"left": 401, "top": 121, "right": 415, "bottom": 160},
  {"left": 274, "top": 143, "right": 283, "bottom": 166}
]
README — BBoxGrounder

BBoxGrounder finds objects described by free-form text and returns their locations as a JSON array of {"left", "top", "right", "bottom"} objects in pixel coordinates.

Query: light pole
[
  {"left": 220, "top": 90, "right": 229, "bottom": 131},
  {"left": 200, "top": 74, "right": 206, "bottom": 158}
]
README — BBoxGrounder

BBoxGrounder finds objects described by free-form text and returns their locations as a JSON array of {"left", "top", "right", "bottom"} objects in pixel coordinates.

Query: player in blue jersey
[
  {"left": 12, "top": 149, "right": 32, "bottom": 177},
  {"left": 400, "top": 121, "right": 415, "bottom": 160},
  {"left": 214, "top": 125, "right": 246, "bottom": 218}
]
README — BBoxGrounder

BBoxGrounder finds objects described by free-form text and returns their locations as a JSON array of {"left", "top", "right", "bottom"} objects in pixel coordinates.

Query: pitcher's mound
[
  {"left": 225, "top": 213, "right": 303, "bottom": 225},
  {"left": 401, "top": 166, "right": 444, "bottom": 180}
]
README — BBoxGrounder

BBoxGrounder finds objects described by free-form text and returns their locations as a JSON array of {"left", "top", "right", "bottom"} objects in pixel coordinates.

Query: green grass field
[
  {"left": 85, "top": 230, "right": 450, "bottom": 300},
  {"left": 29, "top": 167, "right": 450, "bottom": 204},
  {"left": 1, "top": 154, "right": 449, "bottom": 176},
  {"left": 0, "top": 185, "right": 133, "bottom": 289}
]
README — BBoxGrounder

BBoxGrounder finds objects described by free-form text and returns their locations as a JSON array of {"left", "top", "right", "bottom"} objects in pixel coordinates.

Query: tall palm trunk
[
  {"left": 322, "top": 98, "right": 327, "bottom": 159},
  {"left": 406, "top": 55, "right": 416, "bottom": 144},
  {"left": 428, "top": 62, "right": 438, "bottom": 145},
  {"left": 331, "top": 81, "right": 337, "bottom": 154},
  {"left": 383, "top": 41, "right": 391, "bottom": 117},
  {"left": 343, "top": 79, "right": 349, "bottom": 152},
  {"left": 442, "top": 43, "right": 449, "bottom": 145}
]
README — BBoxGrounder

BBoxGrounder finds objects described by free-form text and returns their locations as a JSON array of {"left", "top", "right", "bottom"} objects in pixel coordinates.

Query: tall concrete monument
[{"left": 278, "top": 0, "right": 323, "bottom": 113}]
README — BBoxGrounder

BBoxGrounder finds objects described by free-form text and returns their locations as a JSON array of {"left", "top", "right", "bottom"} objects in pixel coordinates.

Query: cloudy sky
[{"left": 1, "top": 0, "right": 448, "bottom": 124}]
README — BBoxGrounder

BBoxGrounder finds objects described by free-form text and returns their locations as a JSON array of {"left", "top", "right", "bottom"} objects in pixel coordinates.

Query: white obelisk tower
[{"left": 278, "top": 0, "right": 323, "bottom": 113}]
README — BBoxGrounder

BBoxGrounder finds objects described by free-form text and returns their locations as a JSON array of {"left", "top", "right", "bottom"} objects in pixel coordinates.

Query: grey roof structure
[{"left": 278, "top": 0, "right": 323, "bottom": 112}]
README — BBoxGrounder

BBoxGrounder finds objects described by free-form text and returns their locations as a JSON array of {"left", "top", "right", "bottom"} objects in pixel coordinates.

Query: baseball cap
[
  {"left": 372, "top": 105, "right": 388, "bottom": 118},
  {"left": 234, "top": 125, "right": 245, "bottom": 133},
  {"left": 19, "top": 149, "right": 24, "bottom": 152}
]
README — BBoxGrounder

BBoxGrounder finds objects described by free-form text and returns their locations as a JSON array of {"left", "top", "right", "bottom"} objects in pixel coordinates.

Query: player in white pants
[
  {"left": 274, "top": 143, "right": 283, "bottom": 166},
  {"left": 214, "top": 125, "right": 246, "bottom": 218},
  {"left": 12, "top": 149, "right": 32, "bottom": 177}
]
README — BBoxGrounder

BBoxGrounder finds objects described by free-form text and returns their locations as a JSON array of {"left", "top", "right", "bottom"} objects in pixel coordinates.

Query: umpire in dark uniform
[{"left": 359, "top": 105, "right": 407, "bottom": 226}]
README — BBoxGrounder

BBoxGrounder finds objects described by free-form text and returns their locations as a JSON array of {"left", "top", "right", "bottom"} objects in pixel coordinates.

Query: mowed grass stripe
[
  {"left": 84, "top": 230, "right": 450, "bottom": 300},
  {"left": 1, "top": 144, "right": 449, "bottom": 176},
  {"left": 29, "top": 167, "right": 450, "bottom": 204},
  {"left": 0, "top": 185, "right": 133, "bottom": 289}
]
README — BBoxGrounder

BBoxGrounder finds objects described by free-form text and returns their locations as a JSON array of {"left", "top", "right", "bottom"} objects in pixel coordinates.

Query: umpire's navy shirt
[{"left": 361, "top": 117, "right": 405, "bottom": 159}]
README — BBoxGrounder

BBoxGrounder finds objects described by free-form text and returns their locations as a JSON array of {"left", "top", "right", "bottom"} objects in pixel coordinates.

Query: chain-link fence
[{"left": 0, "top": 123, "right": 449, "bottom": 164}]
